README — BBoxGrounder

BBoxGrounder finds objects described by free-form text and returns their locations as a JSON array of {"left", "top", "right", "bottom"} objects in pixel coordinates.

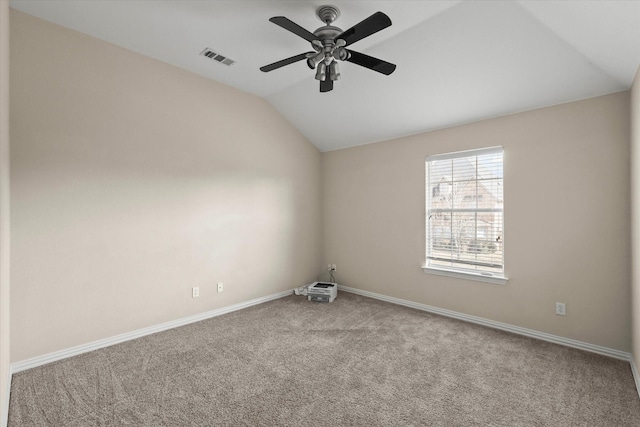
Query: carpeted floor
[{"left": 8, "top": 291, "right": 640, "bottom": 426}]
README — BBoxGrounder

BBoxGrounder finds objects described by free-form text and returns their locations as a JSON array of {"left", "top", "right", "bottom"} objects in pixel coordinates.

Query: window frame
[{"left": 422, "top": 147, "right": 508, "bottom": 285}]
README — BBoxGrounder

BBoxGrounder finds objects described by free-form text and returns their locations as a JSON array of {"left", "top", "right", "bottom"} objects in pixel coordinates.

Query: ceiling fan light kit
[{"left": 260, "top": 5, "right": 396, "bottom": 93}]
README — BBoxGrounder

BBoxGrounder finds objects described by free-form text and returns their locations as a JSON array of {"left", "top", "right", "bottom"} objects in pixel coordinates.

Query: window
[{"left": 424, "top": 147, "right": 506, "bottom": 284}]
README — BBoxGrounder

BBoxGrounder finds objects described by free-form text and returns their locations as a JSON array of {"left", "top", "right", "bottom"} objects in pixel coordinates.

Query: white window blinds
[{"left": 426, "top": 147, "right": 504, "bottom": 276}]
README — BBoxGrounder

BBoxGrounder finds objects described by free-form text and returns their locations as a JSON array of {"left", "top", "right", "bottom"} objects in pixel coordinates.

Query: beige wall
[
  {"left": 0, "top": 1, "right": 10, "bottom": 425},
  {"left": 323, "top": 92, "right": 631, "bottom": 351},
  {"left": 632, "top": 66, "right": 640, "bottom": 368},
  {"left": 10, "top": 10, "right": 322, "bottom": 362},
  {"left": 6, "top": 5, "right": 636, "bottom": 369}
]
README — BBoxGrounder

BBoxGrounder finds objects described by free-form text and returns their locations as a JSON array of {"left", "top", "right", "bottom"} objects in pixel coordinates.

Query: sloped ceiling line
[{"left": 9, "top": 0, "right": 640, "bottom": 152}]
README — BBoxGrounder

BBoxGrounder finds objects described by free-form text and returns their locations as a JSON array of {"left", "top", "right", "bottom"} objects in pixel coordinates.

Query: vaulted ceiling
[{"left": 10, "top": 0, "right": 640, "bottom": 152}]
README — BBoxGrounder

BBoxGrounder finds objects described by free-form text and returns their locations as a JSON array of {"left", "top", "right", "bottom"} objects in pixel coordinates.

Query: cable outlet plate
[{"left": 217, "top": 282, "right": 223, "bottom": 293}]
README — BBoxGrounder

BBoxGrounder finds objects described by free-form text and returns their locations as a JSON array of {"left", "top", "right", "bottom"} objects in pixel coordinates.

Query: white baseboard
[
  {"left": 11, "top": 289, "right": 294, "bottom": 374},
  {"left": 8, "top": 284, "right": 637, "bottom": 395},
  {"left": 632, "top": 358, "right": 640, "bottom": 399},
  {"left": 2, "top": 366, "right": 10, "bottom": 427},
  {"left": 338, "top": 285, "right": 632, "bottom": 361}
]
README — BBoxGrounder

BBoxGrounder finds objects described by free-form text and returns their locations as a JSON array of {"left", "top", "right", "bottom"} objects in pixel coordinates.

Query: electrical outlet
[
  {"left": 331, "top": 264, "right": 336, "bottom": 271},
  {"left": 192, "top": 287, "right": 199, "bottom": 298},
  {"left": 217, "top": 282, "right": 223, "bottom": 293},
  {"left": 555, "top": 302, "right": 566, "bottom": 316},
  {"left": 328, "top": 264, "right": 332, "bottom": 271}
]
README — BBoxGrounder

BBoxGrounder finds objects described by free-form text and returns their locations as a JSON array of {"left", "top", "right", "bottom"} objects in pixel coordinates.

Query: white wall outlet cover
[
  {"left": 217, "top": 282, "right": 223, "bottom": 292},
  {"left": 192, "top": 287, "right": 200, "bottom": 298}
]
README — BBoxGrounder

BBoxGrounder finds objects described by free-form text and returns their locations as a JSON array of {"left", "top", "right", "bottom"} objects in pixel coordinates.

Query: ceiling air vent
[{"left": 200, "top": 48, "right": 235, "bottom": 66}]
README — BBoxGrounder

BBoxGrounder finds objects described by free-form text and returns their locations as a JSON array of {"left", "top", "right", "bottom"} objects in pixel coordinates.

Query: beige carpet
[{"left": 8, "top": 291, "right": 640, "bottom": 426}]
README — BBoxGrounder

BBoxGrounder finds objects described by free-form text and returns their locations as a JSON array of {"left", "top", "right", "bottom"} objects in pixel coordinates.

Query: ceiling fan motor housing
[
  {"left": 311, "top": 6, "right": 347, "bottom": 67},
  {"left": 311, "top": 25, "right": 343, "bottom": 65},
  {"left": 313, "top": 25, "right": 342, "bottom": 44}
]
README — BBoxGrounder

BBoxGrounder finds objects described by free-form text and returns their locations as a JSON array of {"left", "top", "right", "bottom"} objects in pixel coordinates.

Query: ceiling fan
[{"left": 259, "top": 5, "right": 396, "bottom": 93}]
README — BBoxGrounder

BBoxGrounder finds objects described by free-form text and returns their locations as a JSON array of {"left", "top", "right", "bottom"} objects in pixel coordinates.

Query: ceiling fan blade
[
  {"left": 334, "top": 12, "right": 392, "bottom": 46},
  {"left": 260, "top": 52, "right": 314, "bottom": 72},
  {"left": 346, "top": 50, "right": 396, "bottom": 75},
  {"left": 269, "top": 16, "right": 319, "bottom": 43},
  {"left": 320, "top": 78, "right": 333, "bottom": 93}
]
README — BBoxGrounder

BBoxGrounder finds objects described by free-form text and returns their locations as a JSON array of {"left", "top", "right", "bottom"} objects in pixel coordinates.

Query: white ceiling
[{"left": 9, "top": 0, "right": 640, "bottom": 152}]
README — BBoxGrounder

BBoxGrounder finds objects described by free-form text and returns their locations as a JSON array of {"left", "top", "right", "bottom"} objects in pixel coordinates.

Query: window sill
[{"left": 421, "top": 266, "right": 508, "bottom": 285}]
